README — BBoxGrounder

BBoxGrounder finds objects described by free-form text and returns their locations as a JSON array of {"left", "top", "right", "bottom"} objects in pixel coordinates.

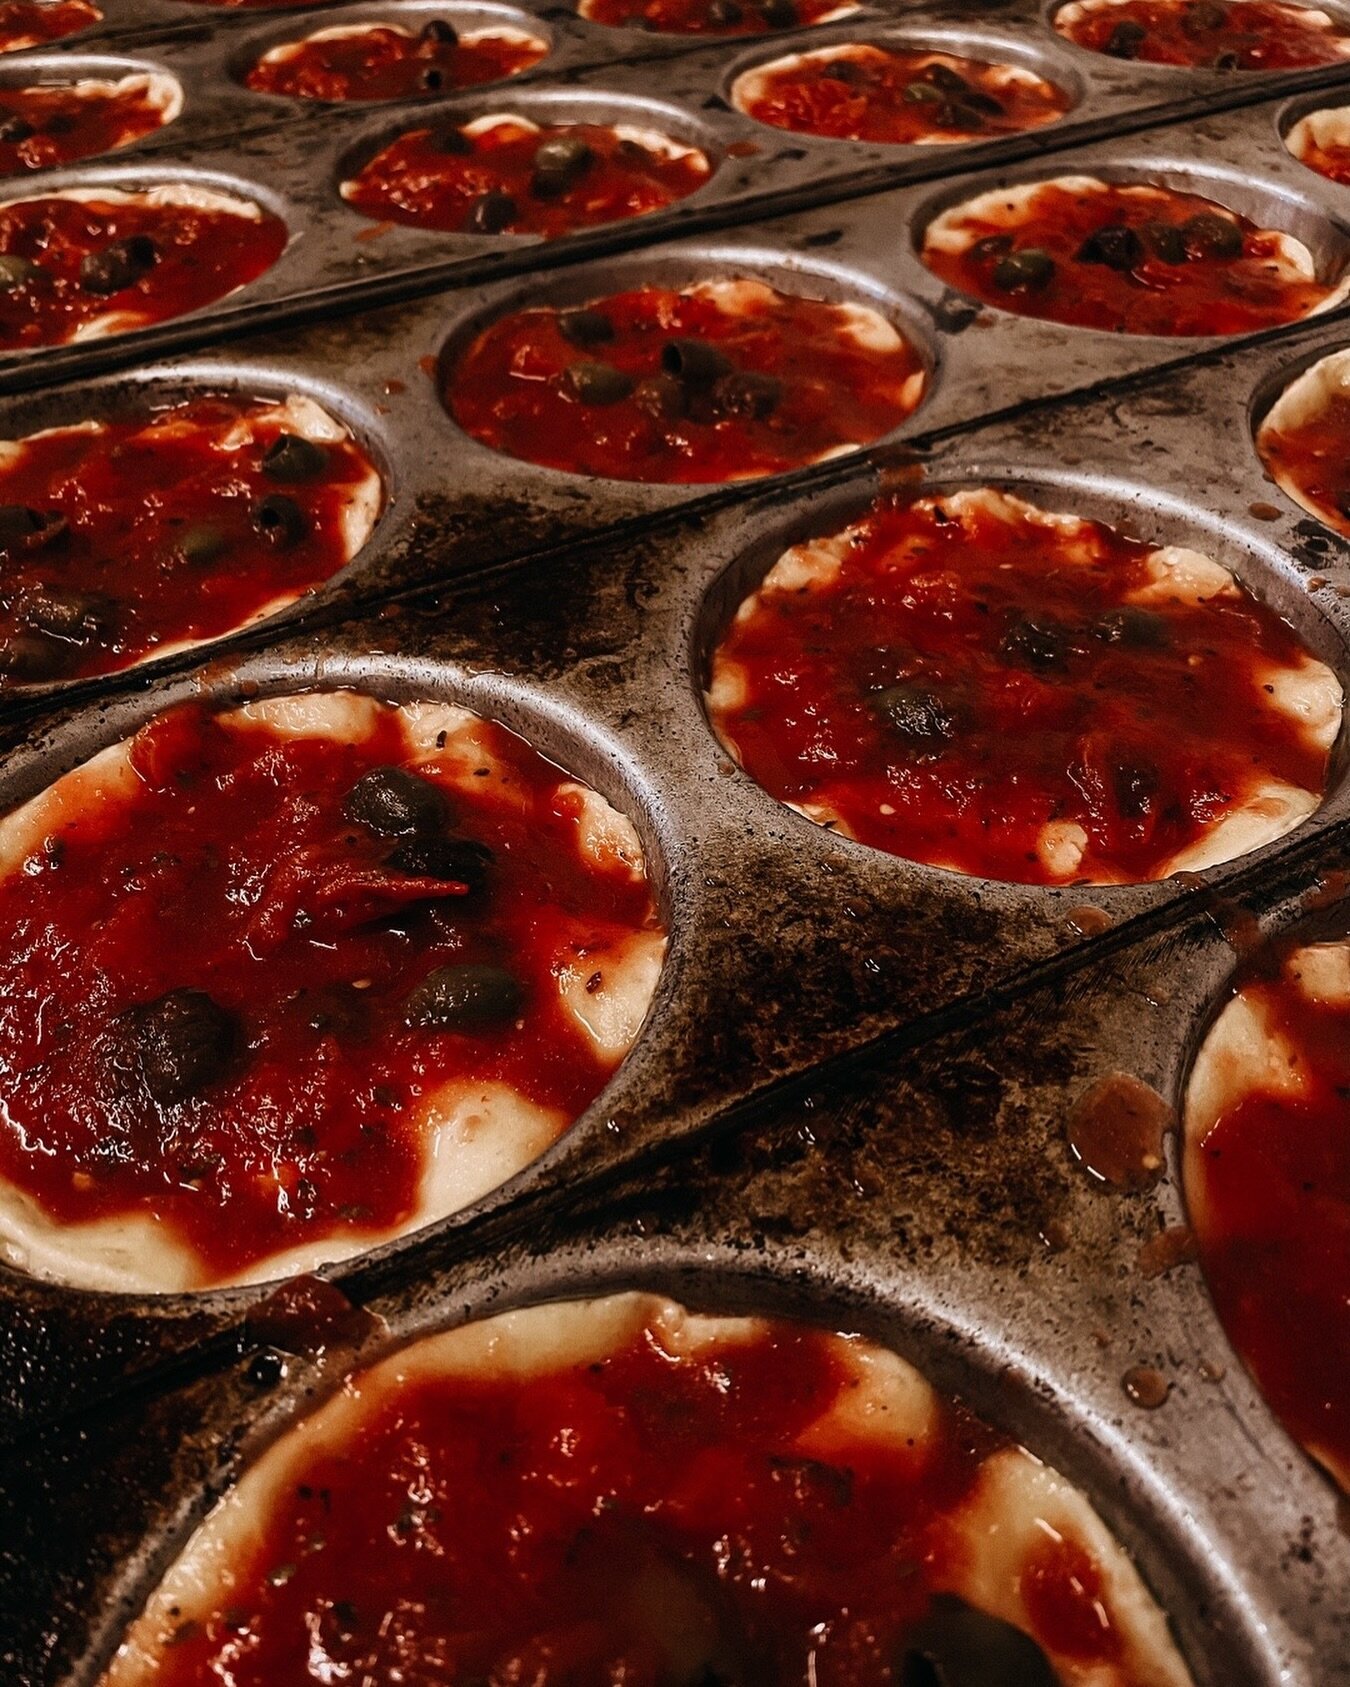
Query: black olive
[
  {"left": 564, "top": 360, "right": 635, "bottom": 404},
  {"left": 871, "top": 683, "right": 957, "bottom": 744},
  {"left": 898, "top": 1594, "right": 1061, "bottom": 1687},
  {"left": 0, "top": 504, "right": 42, "bottom": 549},
  {"left": 343, "top": 765, "right": 448, "bottom": 838},
  {"left": 1213, "top": 47, "right": 1240, "bottom": 67},
  {"left": 1076, "top": 223, "right": 1144, "bottom": 271},
  {"left": 1180, "top": 0, "right": 1227, "bottom": 33},
  {"left": 436, "top": 124, "right": 473, "bottom": 154},
  {"left": 710, "top": 370, "right": 782, "bottom": 421},
  {"left": 173, "top": 521, "right": 229, "bottom": 567},
  {"left": 261, "top": 432, "right": 329, "bottom": 483},
  {"left": 1141, "top": 219, "right": 1187, "bottom": 265},
  {"left": 0, "top": 630, "right": 66, "bottom": 683},
  {"left": 0, "top": 116, "right": 34, "bottom": 143},
  {"left": 1104, "top": 18, "right": 1148, "bottom": 55},
  {"left": 388, "top": 834, "right": 494, "bottom": 891},
  {"left": 0, "top": 253, "right": 38, "bottom": 289},
  {"left": 820, "top": 59, "right": 866, "bottom": 84},
  {"left": 530, "top": 134, "right": 593, "bottom": 200},
  {"left": 1181, "top": 210, "right": 1244, "bottom": 260},
  {"left": 759, "top": 0, "right": 798, "bottom": 25},
  {"left": 1095, "top": 605, "right": 1170, "bottom": 647},
  {"left": 252, "top": 493, "right": 308, "bottom": 549},
  {"left": 420, "top": 65, "right": 446, "bottom": 91},
  {"left": 661, "top": 337, "right": 734, "bottom": 385},
  {"left": 466, "top": 189, "right": 518, "bottom": 233},
  {"left": 633, "top": 371, "right": 687, "bottom": 420},
  {"left": 707, "top": 0, "right": 744, "bottom": 23},
  {"left": 405, "top": 962, "right": 525, "bottom": 1029},
  {"left": 1112, "top": 758, "right": 1160, "bottom": 819},
  {"left": 558, "top": 306, "right": 616, "bottom": 347},
  {"left": 937, "top": 100, "right": 988, "bottom": 133},
  {"left": 954, "top": 88, "right": 1003, "bottom": 116},
  {"left": 902, "top": 79, "right": 943, "bottom": 104},
  {"left": 999, "top": 613, "right": 1069, "bottom": 669},
  {"left": 420, "top": 16, "right": 458, "bottom": 42},
  {"left": 18, "top": 588, "right": 114, "bottom": 645},
  {"left": 78, "top": 234, "right": 158, "bottom": 295},
  {"left": 970, "top": 233, "right": 1014, "bottom": 262},
  {"left": 992, "top": 247, "right": 1055, "bottom": 292},
  {"left": 124, "top": 989, "right": 237, "bottom": 1106},
  {"left": 920, "top": 62, "right": 972, "bottom": 94}
]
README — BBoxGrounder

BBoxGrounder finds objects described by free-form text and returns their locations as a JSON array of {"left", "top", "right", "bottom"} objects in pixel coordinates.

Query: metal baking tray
[
  {"left": 2, "top": 298, "right": 1350, "bottom": 1446},
  {"left": 6, "top": 853, "right": 1349, "bottom": 1687},
  {"left": 1, "top": 46, "right": 1350, "bottom": 398}
]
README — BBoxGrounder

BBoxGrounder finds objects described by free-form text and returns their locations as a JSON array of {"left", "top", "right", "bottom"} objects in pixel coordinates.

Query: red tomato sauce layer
[
  {"left": 1261, "top": 388, "right": 1350, "bottom": 537},
  {"left": 710, "top": 492, "right": 1330, "bottom": 884},
  {"left": 343, "top": 119, "right": 708, "bottom": 238},
  {"left": 925, "top": 180, "right": 1336, "bottom": 336},
  {"left": 1055, "top": 0, "right": 1350, "bottom": 68},
  {"left": 244, "top": 22, "right": 547, "bottom": 102},
  {"left": 448, "top": 281, "right": 924, "bottom": 482},
  {"left": 0, "top": 0, "right": 97, "bottom": 52},
  {"left": 582, "top": 0, "right": 847, "bottom": 34},
  {"left": 129, "top": 1318, "right": 1139, "bottom": 1686},
  {"left": 1289, "top": 123, "right": 1350, "bottom": 187},
  {"left": 0, "top": 699, "right": 656, "bottom": 1281},
  {"left": 0, "top": 192, "right": 287, "bottom": 350},
  {"left": 1189, "top": 958, "right": 1350, "bottom": 1489},
  {"left": 0, "top": 80, "right": 171, "bottom": 174},
  {"left": 0, "top": 395, "right": 377, "bottom": 686},
  {"left": 738, "top": 45, "right": 1071, "bottom": 143}
]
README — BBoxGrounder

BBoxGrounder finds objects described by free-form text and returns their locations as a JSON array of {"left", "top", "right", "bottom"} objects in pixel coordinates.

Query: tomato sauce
[
  {"left": 924, "top": 179, "right": 1337, "bottom": 336},
  {"left": 1287, "top": 113, "right": 1350, "bottom": 186},
  {"left": 1261, "top": 386, "right": 1350, "bottom": 537},
  {"left": 244, "top": 22, "right": 547, "bottom": 103},
  {"left": 709, "top": 491, "right": 1332, "bottom": 884},
  {"left": 122, "top": 1313, "right": 1153, "bottom": 1686},
  {"left": 0, "top": 79, "right": 172, "bottom": 174},
  {"left": 1188, "top": 952, "right": 1350, "bottom": 1490},
  {"left": 581, "top": 0, "right": 850, "bottom": 35},
  {"left": 736, "top": 44, "right": 1072, "bottom": 144},
  {"left": 447, "top": 281, "right": 924, "bottom": 482},
  {"left": 0, "top": 0, "right": 97, "bottom": 52},
  {"left": 0, "top": 395, "right": 378, "bottom": 686},
  {"left": 1054, "top": 0, "right": 1350, "bottom": 68},
  {"left": 342, "top": 119, "right": 710, "bottom": 238},
  {"left": 0, "top": 191, "right": 287, "bottom": 351},
  {"left": 0, "top": 698, "right": 659, "bottom": 1282}
]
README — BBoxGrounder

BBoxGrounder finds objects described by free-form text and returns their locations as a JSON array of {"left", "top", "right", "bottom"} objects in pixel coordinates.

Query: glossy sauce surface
[
  {"left": 448, "top": 280, "right": 925, "bottom": 482},
  {"left": 1055, "top": 0, "right": 1350, "bottom": 67},
  {"left": 0, "top": 699, "right": 659, "bottom": 1282},
  {"left": 1188, "top": 951, "right": 1350, "bottom": 1489},
  {"left": 709, "top": 491, "right": 1331, "bottom": 883},
  {"left": 343, "top": 119, "right": 709, "bottom": 237},
  {"left": 0, "top": 0, "right": 97, "bottom": 51},
  {"left": 244, "top": 22, "right": 547, "bottom": 102},
  {"left": 0, "top": 192, "right": 287, "bottom": 349},
  {"left": 737, "top": 44, "right": 1071, "bottom": 143},
  {"left": 924, "top": 179, "right": 1336, "bottom": 336},
  {"left": 581, "top": 0, "right": 850, "bottom": 34},
  {"left": 0, "top": 394, "right": 377, "bottom": 685},
  {"left": 1261, "top": 386, "right": 1350, "bottom": 536},
  {"left": 0, "top": 79, "right": 172, "bottom": 173},
  {"left": 113, "top": 1315, "right": 1151, "bottom": 1685}
]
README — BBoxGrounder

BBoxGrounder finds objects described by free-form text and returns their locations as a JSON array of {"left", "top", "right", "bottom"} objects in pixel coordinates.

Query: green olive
[
  {"left": 0, "top": 253, "right": 38, "bottom": 290},
  {"left": 174, "top": 522, "right": 229, "bottom": 567},
  {"left": 991, "top": 247, "right": 1056, "bottom": 292},
  {"left": 558, "top": 307, "right": 616, "bottom": 347}
]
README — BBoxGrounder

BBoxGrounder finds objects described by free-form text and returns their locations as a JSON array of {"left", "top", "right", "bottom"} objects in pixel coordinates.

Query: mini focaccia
[
  {"left": 707, "top": 487, "right": 1341, "bottom": 885},
  {"left": 921, "top": 173, "right": 1350, "bottom": 336},
  {"left": 579, "top": 0, "right": 857, "bottom": 35},
  {"left": 100, "top": 1293, "right": 1194, "bottom": 1687},
  {"left": 244, "top": 18, "right": 547, "bottom": 102},
  {"left": 447, "top": 276, "right": 926, "bottom": 482},
  {"left": 1053, "top": 0, "right": 1350, "bottom": 68},
  {"left": 340, "top": 115, "right": 710, "bottom": 238},
  {"left": 1285, "top": 103, "right": 1350, "bottom": 186},
  {"left": 0, "top": 72, "right": 179, "bottom": 172},
  {"left": 732, "top": 42, "right": 1071, "bottom": 144},
  {"left": 0, "top": 693, "right": 665, "bottom": 1292},
  {"left": 0, "top": 393, "right": 382, "bottom": 687},
  {"left": 0, "top": 184, "right": 288, "bottom": 351},
  {"left": 1185, "top": 939, "right": 1350, "bottom": 1492},
  {"left": 1257, "top": 347, "right": 1350, "bottom": 538},
  {"left": 0, "top": 0, "right": 98, "bottom": 53}
]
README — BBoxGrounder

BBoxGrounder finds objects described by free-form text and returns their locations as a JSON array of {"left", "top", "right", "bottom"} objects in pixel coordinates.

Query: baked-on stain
[
  {"left": 1137, "top": 1223, "right": 1197, "bottom": 1277},
  {"left": 244, "top": 1274, "right": 384, "bottom": 1356},
  {"left": 1122, "top": 1364, "right": 1171, "bottom": 1408},
  {"left": 1068, "top": 1073, "right": 1173, "bottom": 1190}
]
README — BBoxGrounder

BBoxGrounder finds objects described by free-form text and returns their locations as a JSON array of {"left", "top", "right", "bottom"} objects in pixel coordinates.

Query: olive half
[
  {"left": 78, "top": 234, "right": 158, "bottom": 296},
  {"left": 261, "top": 432, "right": 329, "bottom": 483},
  {"left": 991, "top": 247, "right": 1055, "bottom": 292},
  {"left": 124, "top": 988, "right": 237, "bottom": 1107},
  {"left": 344, "top": 765, "right": 449, "bottom": 839},
  {"left": 405, "top": 962, "right": 525, "bottom": 1029}
]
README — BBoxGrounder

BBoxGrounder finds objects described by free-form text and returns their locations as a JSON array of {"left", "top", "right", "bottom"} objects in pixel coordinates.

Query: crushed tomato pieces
[
  {"left": 244, "top": 22, "right": 547, "bottom": 102},
  {"left": 0, "top": 78, "right": 172, "bottom": 173},
  {"left": 1054, "top": 0, "right": 1350, "bottom": 68},
  {"left": 581, "top": 0, "right": 851, "bottom": 33},
  {"left": 0, "top": 0, "right": 97, "bottom": 52}
]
